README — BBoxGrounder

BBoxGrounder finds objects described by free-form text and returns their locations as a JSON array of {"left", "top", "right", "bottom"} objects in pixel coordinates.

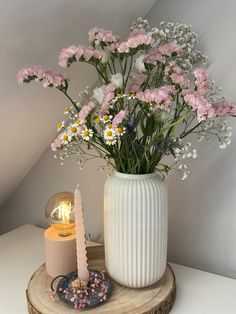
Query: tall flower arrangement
[{"left": 17, "top": 18, "right": 235, "bottom": 178}]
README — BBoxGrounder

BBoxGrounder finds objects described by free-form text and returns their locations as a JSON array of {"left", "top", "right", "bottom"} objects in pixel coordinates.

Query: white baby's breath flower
[{"left": 111, "top": 73, "right": 123, "bottom": 88}]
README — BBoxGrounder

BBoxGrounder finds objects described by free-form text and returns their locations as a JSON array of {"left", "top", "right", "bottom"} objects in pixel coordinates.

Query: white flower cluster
[
  {"left": 173, "top": 141, "right": 197, "bottom": 180},
  {"left": 130, "top": 17, "right": 150, "bottom": 32},
  {"left": 196, "top": 118, "right": 232, "bottom": 149},
  {"left": 149, "top": 21, "right": 207, "bottom": 70}
]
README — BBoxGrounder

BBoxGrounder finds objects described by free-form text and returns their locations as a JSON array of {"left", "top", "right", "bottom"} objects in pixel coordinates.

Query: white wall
[
  {"left": 147, "top": 0, "right": 236, "bottom": 278},
  {"left": 1, "top": 0, "right": 236, "bottom": 279}
]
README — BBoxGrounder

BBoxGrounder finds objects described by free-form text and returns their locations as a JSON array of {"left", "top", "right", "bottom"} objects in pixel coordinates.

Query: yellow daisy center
[
  {"left": 103, "top": 115, "right": 109, "bottom": 121},
  {"left": 117, "top": 127, "right": 123, "bottom": 134},
  {"left": 75, "top": 119, "right": 81, "bottom": 125},
  {"left": 130, "top": 93, "right": 136, "bottom": 97},
  {"left": 117, "top": 93, "right": 123, "bottom": 97},
  {"left": 63, "top": 135, "right": 68, "bottom": 141},
  {"left": 95, "top": 117, "right": 100, "bottom": 123},
  {"left": 57, "top": 122, "right": 62, "bottom": 130},
  {"left": 64, "top": 106, "right": 70, "bottom": 113},
  {"left": 83, "top": 130, "right": 90, "bottom": 137},
  {"left": 108, "top": 123, "right": 112, "bottom": 129},
  {"left": 70, "top": 127, "right": 77, "bottom": 133},
  {"left": 107, "top": 130, "right": 113, "bottom": 136}
]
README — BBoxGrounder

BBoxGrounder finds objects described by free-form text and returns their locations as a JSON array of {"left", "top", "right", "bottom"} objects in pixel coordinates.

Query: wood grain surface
[{"left": 26, "top": 246, "right": 176, "bottom": 314}]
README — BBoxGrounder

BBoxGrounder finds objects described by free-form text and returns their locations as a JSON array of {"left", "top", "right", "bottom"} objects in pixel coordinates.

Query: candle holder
[{"left": 51, "top": 269, "right": 112, "bottom": 310}]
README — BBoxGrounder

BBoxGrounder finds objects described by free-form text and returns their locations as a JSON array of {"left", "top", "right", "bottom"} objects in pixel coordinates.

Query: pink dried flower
[
  {"left": 145, "top": 42, "right": 182, "bottom": 65},
  {"left": 193, "top": 68, "right": 211, "bottom": 97},
  {"left": 118, "top": 33, "right": 154, "bottom": 53},
  {"left": 183, "top": 89, "right": 215, "bottom": 121},
  {"left": 158, "top": 42, "right": 182, "bottom": 56},
  {"left": 112, "top": 110, "right": 127, "bottom": 128},
  {"left": 58, "top": 45, "right": 102, "bottom": 68},
  {"left": 16, "top": 66, "right": 68, "bottom": 88},
  {"left": 78, "top": 101, "right": 96, "bottom": 121},
  {"left": 51, "top": 137, "right": 62, "bottom": 151},
  {"left": 165, "top": 61, "right": 190, "bottom": 88},
  {"left": 136, "top": 86, "right": 175, "bottom": 108},
  {"left": 88, "top": 27, "right": 120, "bottom": 45},
  {"left": 127, "top": 73, "right": 147, "bottom": 93},
  {"left": 100, "top": 83, "right": 116, "bottom": 114},
  {"left": 213, "top": 100, "right": 236, "bottom": 116},
  {"left": 128, "top": 27, "right": 147, "bottom": 38},
  {"left": 145, "top": 48, "right": 166, "bottom": 64}
]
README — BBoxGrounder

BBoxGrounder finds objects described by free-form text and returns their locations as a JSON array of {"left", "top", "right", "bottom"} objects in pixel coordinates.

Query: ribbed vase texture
[{"left": 104, "top": 172, "right": 168, "bottom": 288}]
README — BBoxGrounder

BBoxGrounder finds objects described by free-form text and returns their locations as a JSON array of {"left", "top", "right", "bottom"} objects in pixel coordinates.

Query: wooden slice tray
[{"left": 26, "top": 246, "right": 176, "bottom": 314}]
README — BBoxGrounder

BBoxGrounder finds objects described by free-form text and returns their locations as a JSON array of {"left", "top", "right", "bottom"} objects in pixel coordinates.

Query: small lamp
[
  {"left": 44, "top": 192, "right": 77, "bottom": 277},
  {"left": 45, "top": 192, "right": 75, "bottom": 237}
]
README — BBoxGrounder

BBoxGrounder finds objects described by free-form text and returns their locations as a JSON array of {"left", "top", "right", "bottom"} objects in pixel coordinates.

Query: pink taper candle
[{"left": 74, "top": 185, "right": 89, "bottom": 282}]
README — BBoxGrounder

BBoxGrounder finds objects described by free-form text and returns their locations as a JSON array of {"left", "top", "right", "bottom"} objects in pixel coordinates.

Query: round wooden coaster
[{"left": 26, "top": 246, "right": 176, "bottom": 314}]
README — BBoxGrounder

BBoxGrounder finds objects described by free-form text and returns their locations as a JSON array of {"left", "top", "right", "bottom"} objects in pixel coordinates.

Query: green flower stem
[
  {"left": 124, "top": 55, "right": 133, "bottom": 88},
  {"left": 180, "top": 121, "right": 202, "bottom": 138},
  {"left": 61, "top": 90, "right": 80, "bottom": 112}
]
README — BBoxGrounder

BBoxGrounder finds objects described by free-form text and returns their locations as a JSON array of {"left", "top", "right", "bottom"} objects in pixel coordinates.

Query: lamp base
[{"left": 44, "top": 227, "right": 76, "bottom": 277}]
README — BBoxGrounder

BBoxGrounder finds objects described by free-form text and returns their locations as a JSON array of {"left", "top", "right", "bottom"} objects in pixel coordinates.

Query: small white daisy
[
  {"left": 103, "top": 127, "right": 116, "bottom": 140},
  {"left": 57, "top": 121, "right": 65, "bottom": 131},
  {"left": 106, "top": 138, "right": 117, "bottom": 145},
  {"left": 100, "top": 115, "right": 113, "bottom": 124},
  {"left": 117, "top": 126, "right": 126, "bottom": 137},
  {"left": 60, "top": 132, "right": 72, "bottom": 145},
  {"left": 68, "top": 124, "right": 79, "bottom": 136},
  {"left": 64, "top": 106, "right": 72, "bottom": 115},
  {"left": 81, "top": 128, "right": 93, "bottom": 141},
  {"left": 74, "top": 118, "right": 83, "bottom": 125}
]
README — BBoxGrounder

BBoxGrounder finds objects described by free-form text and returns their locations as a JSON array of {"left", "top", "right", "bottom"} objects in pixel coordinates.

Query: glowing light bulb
[{"left": 45, "top": 192, "right": 75, "bottom": 237}]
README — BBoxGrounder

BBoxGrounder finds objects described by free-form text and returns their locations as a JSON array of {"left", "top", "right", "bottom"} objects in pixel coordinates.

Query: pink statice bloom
[
  {"left": 112, "top": 110, "right": 127, "bottom": 128},
  {"left": 213, "top": 100, "right": 236, "bottom": 116},
  {"left": 127, "top": 73, "right": 147, "bottom": 93},
  {"left": 145, "top": 48, "right": 166, "bottom": 64},
  {"left": 193, "top": 68, "right": 211, "bottom": 97},
  {"left": 100, "top": 83, "right": 116, "bottom": 114},
  {"left": 88, "top": 27, "right": 120, "bottom": 45},
  {"left": 78, "top": 101, "right": 96, "bottom": 121},
  {"left": 16, "top": 67, "right": 35, "bottom": 83},
  {"left": 16, "top": 66, "right": 68, "bottom": 88},
  {"left": 136, "top": 86, "right": 175, "bottom": 108},
  {"left": 127, "top": 34, "right": 154, "bottom": 48},
  {"left": 183, "top": 89, "right": 215, "bottom": 121},
  {"left": 118, "top": 42, "right": 130, "bottom": 53},
  {"left": 118, "top": 32, "right": 154, "bottom": 53},
  {"left": 58, "top": 45, "right": 102, "bottom": 68},
  {"left": 128, "top": 27, "right": 147, "bottom": 38},
  {"left": 51, "top": 136, "right": 62, "bottom": 151},
  {"left": 165, "top": 61, "right": 190, "bottom": 88},
  {"left": 158, "top": 42, "right": 182, "bottom": 56}
]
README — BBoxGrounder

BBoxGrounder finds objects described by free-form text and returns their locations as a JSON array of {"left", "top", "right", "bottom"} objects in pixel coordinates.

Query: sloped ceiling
[{"left": 0, "top": 0, "right": 156, "bottom": 206}]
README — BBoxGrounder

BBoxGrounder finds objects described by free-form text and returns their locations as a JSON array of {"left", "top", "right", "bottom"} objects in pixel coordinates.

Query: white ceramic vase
[{"left": 104, "top": 172, "right": 168, "bottom": 288}]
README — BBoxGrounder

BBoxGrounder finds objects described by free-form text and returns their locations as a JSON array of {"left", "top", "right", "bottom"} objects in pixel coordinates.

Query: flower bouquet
[{"left": 17, "top": 18, "right": 235, "bottom": 287}]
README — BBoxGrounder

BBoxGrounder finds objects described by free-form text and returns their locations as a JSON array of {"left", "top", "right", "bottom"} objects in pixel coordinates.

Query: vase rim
[{"left": 113, "top": 171, "right": 162, "bottom": 179}]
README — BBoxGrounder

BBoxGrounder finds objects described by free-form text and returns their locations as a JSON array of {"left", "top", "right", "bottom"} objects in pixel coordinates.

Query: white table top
[{"left": 1, "top": 224, "right": 236, "bottom": 314}]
